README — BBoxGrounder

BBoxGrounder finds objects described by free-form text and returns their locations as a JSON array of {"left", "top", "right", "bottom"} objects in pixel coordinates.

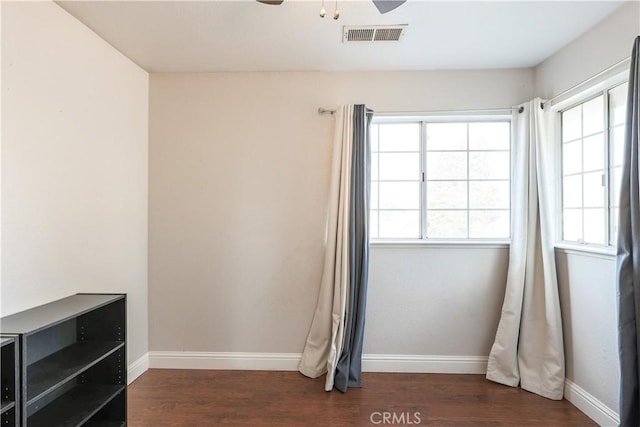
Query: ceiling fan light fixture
[
  {"left": 257, "top": 0, "right": 407, "bottom": 17},
  {"left": 372, "top": 0, "right": 407, "bottom": 14}
]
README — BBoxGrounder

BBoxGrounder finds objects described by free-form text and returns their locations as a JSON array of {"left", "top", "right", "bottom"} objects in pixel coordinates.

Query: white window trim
[
  {"left": 370, "top": 240, "right": 510, "bottom": 249},
  {"left": 550, "top": 69, "right": 629, "bottom": 254},
  {"left": 554, "top": 243, "right": 616, "bottom": 260},
  {"left": 547, "top": 59, "right": 629, "bottom": 111},
  {"left": 370, "top": 112, "right": 513, "bottom": 245}
]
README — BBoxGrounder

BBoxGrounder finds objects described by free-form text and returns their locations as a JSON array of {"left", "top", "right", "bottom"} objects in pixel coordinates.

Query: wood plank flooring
[{"left": 127, "top": 369, "right": 597, "bottom": 426}]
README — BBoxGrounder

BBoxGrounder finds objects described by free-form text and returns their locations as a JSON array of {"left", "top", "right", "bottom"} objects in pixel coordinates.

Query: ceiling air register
[{"left": 342, "top": 25, "right": 407, "bottom": 43}]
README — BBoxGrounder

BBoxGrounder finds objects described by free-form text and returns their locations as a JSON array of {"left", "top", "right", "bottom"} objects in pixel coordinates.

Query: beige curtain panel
[{"left": 486, "top": 98, "right": 565, "bottom": 400}]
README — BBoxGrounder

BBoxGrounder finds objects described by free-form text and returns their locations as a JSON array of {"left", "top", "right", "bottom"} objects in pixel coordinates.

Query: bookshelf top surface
[
  {"left": 0, "top": 294, "right": 124, "bottom": 335},
  {"left": 0, "top": 336, "right": 15, "bottom": 346}
]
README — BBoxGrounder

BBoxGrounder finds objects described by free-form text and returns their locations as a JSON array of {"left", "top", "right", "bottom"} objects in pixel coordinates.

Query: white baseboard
[
  {"left": 148, "top": 351, "right": 488, "bottom": 374},
  {"left": 363, "top": 354, "right": 488, "bottom": 374},
  {"left": 564, "top": 378, "right": 619, "bottom": 427},
  {"left": 128, "top": 352, "right": 150, "bottom": 384},
  {"left": 149, "top": 351, "right": 301, "bottom": 371}
]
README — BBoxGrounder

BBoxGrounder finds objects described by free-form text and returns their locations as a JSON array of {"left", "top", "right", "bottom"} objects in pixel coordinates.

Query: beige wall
[
  {"left": 1, "top": 1, "right": 149, "bottom": 366},
  {"left": 556, "top": 251, "right": 619, "bottom": 412},
  {"left": 366, "top": 245, "right": 508, "bottom": 356},
  {"left": 148, "top": 70, "right": 532, "bottom": 355},
  {"left": 535, "top": 1, "right": 640, "bottom": 99}
]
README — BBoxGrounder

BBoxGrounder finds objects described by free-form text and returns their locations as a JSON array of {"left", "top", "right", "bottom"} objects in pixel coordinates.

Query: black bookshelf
[
  {"left": 1, "top": 294, "right": 126, "bottom": 426},
  {"left": 1, "top": 335, "right": 19, "bottom": 427}
]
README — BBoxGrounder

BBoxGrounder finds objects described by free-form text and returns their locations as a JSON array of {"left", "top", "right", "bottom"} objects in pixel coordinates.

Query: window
[
  {"left": 560, "top": 81, "right": 628, "bottom": 246},
  {"left": 370, "top": 117, "right": 511, "bottom": 240}
]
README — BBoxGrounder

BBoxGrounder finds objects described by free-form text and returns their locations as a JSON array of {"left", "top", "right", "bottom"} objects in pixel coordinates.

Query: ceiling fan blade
[
  {"left": 372, "top": 0, "right": 406, "bottom": 14},
  {"left": 257, "top": 0, "right": 284, "bottom": 5}
]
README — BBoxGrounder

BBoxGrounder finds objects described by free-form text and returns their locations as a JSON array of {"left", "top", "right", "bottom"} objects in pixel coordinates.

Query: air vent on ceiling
[{"left": 343, "top": 25, "right": 408, "bottom": 43}]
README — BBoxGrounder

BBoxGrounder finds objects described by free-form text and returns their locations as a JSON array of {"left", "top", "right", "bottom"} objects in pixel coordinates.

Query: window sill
[
  {"left": 369, "top": 239, "right": 510, "bottom": 249},
  {"left": 554, "top": 242, "right": 616, "bottom": 260}
]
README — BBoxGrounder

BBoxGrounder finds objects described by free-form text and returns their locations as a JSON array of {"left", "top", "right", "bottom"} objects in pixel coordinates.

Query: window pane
[
  {"left": 562, "top": 106, "right": 581, "bottom": 142},
  {"left": 563, "top": 175, "right": 582, "bottom": 208},
  {"left": 560, "top": 89, "right": 625, "bottom": 246},
  {"left": 371, "top": 124, "right": 379, "bottom": 152},
  {"left": 427, "top": 152, "right": 467, "bottom": 180},
  {"left": 583, "top": 171, "right": 605, "bottom": 208},
  {"left": 610, "top": 166, "right": 622, "bottom": 208},
  {"left": 371, "top": 117, "right": 511, "bottom": 241},
  {"left": 563, "top": 209, "right": 582, "bottom": 241},
  {"left": 584, "top": 208, "right": 605, "bottom": 244},
  {"left": 469, "top": 211, "right": 510, "bottom": 238},
  {"left": 371, "top": 153, "right": 379, "bottom": 181},
  {"left": 427, "top": 210, "right": 467, "bottom": 238},
  {"left": 426, "top": 123, "right": 467, "bottom": 151},
  {"left": 379, "top": 153, "right": 420, "bottom": 180},
  {"left": 609, "top": 82, "right": 628, "bottom": 127},
  {"left": 469, "top": 152, "right": 509, "bottom": 179},
  {"left": 379, "top": 182, "right": 420, "bottom": 209},
  {"left": 469, "top": 122, "right": 510, "bottom": 150},
  {"left": 379, "top": 123, "right": 420, "bottom": 152},
  {"left": 379, "top": 210, "right": 420, "bottom": 238},
  {"left": 583, "top": 134, "right": 605, "bottom": 172},
  {"left": 427, "top": 181, "right": 467, "bottom": 209},
  {"left": 469, "top": 181, "right": 510, "bottom": 209},
  {"left": 610, "top": 207, "right": 619, "bottom": 245},
  {"left": 583, "top": 95, "right": 604, "bottom": 135},
  {"left": 370, "top": 211, "right": 379, "bottom": 239},
  {"left": 610, "top": 125, "right": 625, "bottom": 167},
  {"left": 563, "top": 139, "right": 582, "bottom": 175},
  {"left": 370, "top": 182, "right": 379, "bottom": 210}
]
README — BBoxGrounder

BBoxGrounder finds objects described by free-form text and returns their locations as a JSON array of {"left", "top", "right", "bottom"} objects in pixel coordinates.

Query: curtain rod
[
  {"left": 319, "top": 106, "right": 522, "bottom": 115},
  {"left": 374, "top": 107, "right": 522, "bottom": 115}
]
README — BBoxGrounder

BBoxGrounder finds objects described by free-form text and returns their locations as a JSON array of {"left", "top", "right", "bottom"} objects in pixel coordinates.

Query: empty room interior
[{"left": 2, "top": 0, "right": 640, "bottom": 426}]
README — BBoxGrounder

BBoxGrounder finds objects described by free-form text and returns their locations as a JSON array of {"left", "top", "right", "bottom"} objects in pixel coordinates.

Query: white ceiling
[{"left": 56, "top": 0, "right": 625, "bottom": 73}]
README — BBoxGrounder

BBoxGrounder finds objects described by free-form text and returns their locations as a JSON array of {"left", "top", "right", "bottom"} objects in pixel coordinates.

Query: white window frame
[
  {"left": 370, "top": 112, "right": 513, "bottom": 246},
  {"left": 550, "top": 70, "right": 629, "bottom": 255}
]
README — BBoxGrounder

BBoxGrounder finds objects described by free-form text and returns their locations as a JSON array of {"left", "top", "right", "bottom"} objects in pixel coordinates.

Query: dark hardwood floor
[{"left": 127, "top": 369, "right": 597, "bottom": 426}]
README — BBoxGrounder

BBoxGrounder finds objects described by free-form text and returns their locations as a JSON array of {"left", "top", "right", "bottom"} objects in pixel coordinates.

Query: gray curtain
[
  {"left": 334, "top": 105, "right": 373, "bottom": 392},
  {"left": 618, "top": 35, "right": 640, "bottom": 427},
  {"left": 298, "top": 104, "right": 373, "bottom": 392}
]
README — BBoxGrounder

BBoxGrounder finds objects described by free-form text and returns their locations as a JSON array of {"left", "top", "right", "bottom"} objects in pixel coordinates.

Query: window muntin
[
  {"left": 370, "top": 118, "right": 511, "bottom": 240},
  {"left": 560, "top": 82, "right": 628, "bottom": 246},
  {"left": 608, "top": 82, "right": 628, "bottom": 244}
]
